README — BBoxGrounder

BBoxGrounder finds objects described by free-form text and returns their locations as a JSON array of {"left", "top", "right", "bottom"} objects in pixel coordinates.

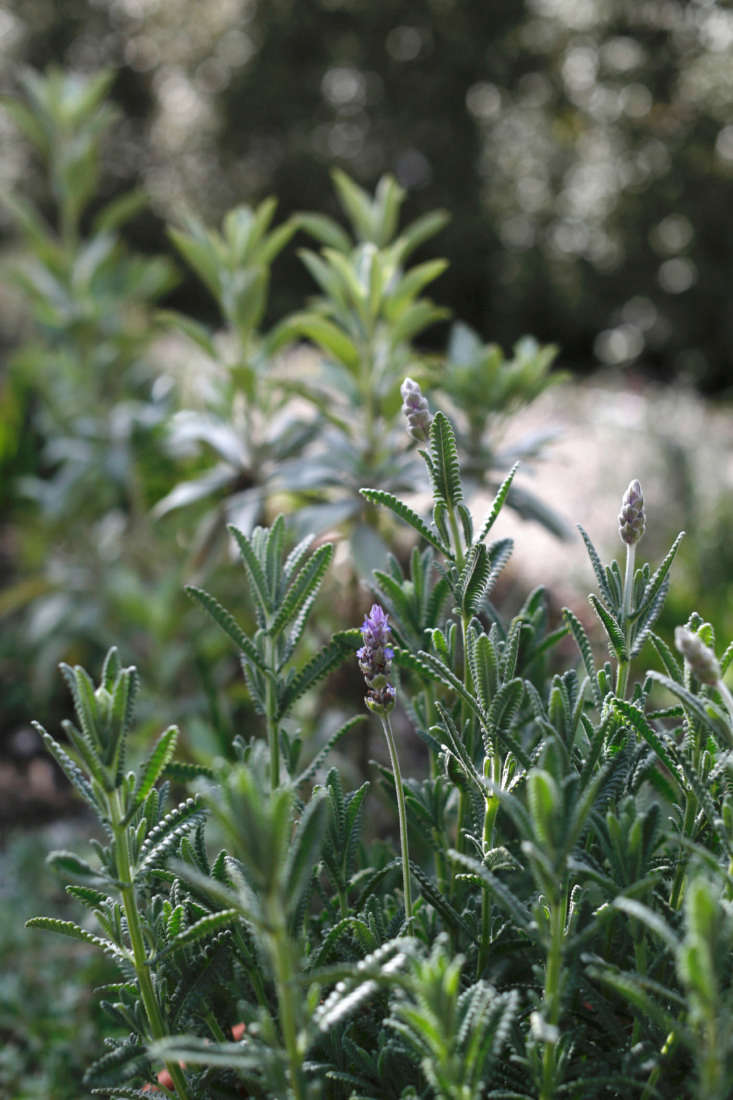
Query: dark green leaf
[
  {"left": 478, "top": 463, "right": 519, "bottom": 544},
  {"left": 360, "top": 488, "right": 448, "bottom": 554},
  {"left": 611, "top": 698, "right": 679, "bottom": 778},
  {"left": 429, "top": 411, "right": 463, "bottom": 508},
  {"left": 185, "top": 585, "right": 266, "bottom": 671},
  {"left": 588, "top": 594, "right": 627, "bottom": 662},
  {"left": 134, "top": 726, "right": 178, "bottom": 807}
]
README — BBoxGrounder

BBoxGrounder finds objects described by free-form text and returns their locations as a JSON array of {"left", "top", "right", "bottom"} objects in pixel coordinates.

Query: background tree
[{"left": 2, "top": 0, "right": 732, "bottom": 389}]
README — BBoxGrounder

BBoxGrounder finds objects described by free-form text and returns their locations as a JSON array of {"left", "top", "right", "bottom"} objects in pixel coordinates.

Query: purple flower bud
[
  {"left": 400, "top": 377, "right": 432, "bottom": 443},
  {"left": 675, "top": 626, "right": 720, "bottom": 686},
  {"left": 357, "top": 604, "right": 396, "bottom": 714},
  {"left": 618, "top": 479, "right": 646, "bottom": 546}
]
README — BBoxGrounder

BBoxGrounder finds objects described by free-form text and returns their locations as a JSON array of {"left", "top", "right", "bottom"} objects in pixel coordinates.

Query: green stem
[
  {"left": 265, "top": 636, "right": 280, "bottom": 790},
  {"left": 453, "top": 611, "right": 476, "bottom": 863},
  {"left": 615, "top": 543, "right": 636, "bottom": 699},
  {"left": 110, "top": 791, "right": 191, "bottom": 1100},
  {"left": 641, "top": 1029, "right": 677, "bottom": 1100},
  {"left": 631, "top": 936, "right": 647, "bottom": 1044},
  {"left": 540, "top": 892, "right": 567, "bottom": 1100},
  {"left": 669, "top": 792, "right": 697, "bottom": 910},
  {"left": 447, "top": 506, "right": 465, "bottom": 572},
  {"left": 381, "top": 713, "right": 413, "bottom": 923},
  {"left": 477, "top": 754, "right": 502, "bottom": 977},
  {"left": 422, "top": 682, "right": 449, "bottom": 897},
  {"left": 269, "top": 923, "right": 306, "bottom": 1100},
  {"left": 360, "top": 334, "right": 378, "bottom": 468},
  {"left": 205, "top": 1009, "right": 227, "bottom": 1043}
]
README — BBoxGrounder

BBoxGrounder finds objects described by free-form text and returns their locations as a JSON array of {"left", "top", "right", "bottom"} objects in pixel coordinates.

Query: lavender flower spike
[
  {"left": 357, "top": 604, "right": 396, "bottom": 714},
  {"left": 618, "top": 479, "right": 646, "bottom": 546},
  {"left": 400, "top": 377, "right": 432, "bottom": 442},
  {"left": 675, "top": 626, "right": 720, "bottom": 686}
]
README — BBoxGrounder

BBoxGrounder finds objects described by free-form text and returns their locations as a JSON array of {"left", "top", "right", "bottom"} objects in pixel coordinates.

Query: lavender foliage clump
[
  {"left": 400, "top": 377, "right": 432, "bottom": 442},
  {"left": 357, "top": 604, "right": 396, "bottom": 714}
]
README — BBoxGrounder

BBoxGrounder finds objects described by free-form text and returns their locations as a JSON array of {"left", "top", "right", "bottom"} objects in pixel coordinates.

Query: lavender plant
[
  {"left": 27, "top": 365, "right": 733, "bottom": 1098},
  {"left": 156, "top": 166, "right": 567, "bottom": 583},
  {"left": 14, "top": 75, "right": 733, "bottom": 1100}
]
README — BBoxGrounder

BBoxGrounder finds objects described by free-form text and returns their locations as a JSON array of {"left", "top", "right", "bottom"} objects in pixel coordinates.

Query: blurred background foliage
[
  {"left": 0, "top": 59, "right": 565, "bottom": 786},
  {"left": 1, "top": 0, "right": 733, "bottom": 788},
  {"left": 2, "top": 0, "right": 733, "bottom": 389},
  {"left": 0, "top": 0, "right": 732, "bottom": 781}
]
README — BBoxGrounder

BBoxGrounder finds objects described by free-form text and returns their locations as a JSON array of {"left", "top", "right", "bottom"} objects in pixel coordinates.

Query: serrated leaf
[
  {"left": 314, "top": 938, "right": 412, "bottom": 1030},
  {"left": 294, "top": 716, "right": 366, "bottom": 786},
  {"left": 185, "top": 585, "right": 265, "bottom": 671},
  {"left": 613, "top": 897, "right": 679, "bottom": 952},
  {"left": 429, "top": 411, "right": 463, "bottom": 508},
  {"left": 162, "top": 760, "right": 215, "bottom": 782},
  {"left": 360, "top": 488, "right": 448, "bottom": 555},
  {"left": 633, "top": 532, "right": 684, "bottom": 625},
  {"left": 269, "top": 542, "right": 333, "bottom": 637},
  {"left": 487, "top": 679, "right": 525, "bottom": 751},
  {"left": 26, "top": 917, "right": 130, "bottom": 963},
  {"left": 500, "top": 616, "right": 522, "bottom": 681},
  {"left": 459, "top": 542, "right": 491, "bottom": 615},
  {"left": 151, "top": 909, "right": 239, "bottom": 961},
  {"left": 611, "top": 698, "right": 679, "bottom": 778},
  {"left": 284, "top": 790, "right": 329, "bottom": 913},
  {"left": 478, "top": 463, "right": 519, "bottom": 544},
  {"left": 588, "top": 594, "right": 627, "bottom": 662},
  {"left": 133, "top": 725, "right": 178, "bottom": 807},
  {"left": 577, "top": 525, "right": 614, "bottom": 607},
  {"left": 410, "top": 862, "right": 471, "bottom": 936},
  {"left": 228, "top": 524, "right": 272, "bottom": 613},
  {"left": 137, "top": 797, "right": 204, "bottom": 870},
  {"left": 67, "top": 884, "right": 109, "bottom": 908},
  {"left": 563, "top": 607, "right": 602, "bottom": 706},
  {"left": 469, "top": 630, "right": 499, "bottom": 710},
  {"left": 486, "top": 537, "right": 514, "bottom": 597},
  {"left": 47, "top": 850, "right": 105, "bottom": 881},
  {"left": 720, "top": 641, "right": 733, "bottom": 678},
  {"left": 90, "top": 1086, "right": 153, "bottom": 1098},
  {"left": 449, "top": 850, "right": 533, "bottom": 933},
  {"left": 32, "top": 723, "right": 100, "bottom": 813},
  {"left": 150, "top": 1035, "right": 265, "bottom": 1071}
]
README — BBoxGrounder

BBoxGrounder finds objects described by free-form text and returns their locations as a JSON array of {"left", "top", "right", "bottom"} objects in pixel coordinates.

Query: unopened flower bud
[
  {"left": 400, "top": 377, "right": 432, "bottom": 442},
  {"left": 618, "top": 479, "right": 646, "bottom": 546},
  {"left": 357, "top": 604, "right": 396, "bottom": 714},
  {"left": 675, "top": 626, "right": 720, "bottom": 686}
]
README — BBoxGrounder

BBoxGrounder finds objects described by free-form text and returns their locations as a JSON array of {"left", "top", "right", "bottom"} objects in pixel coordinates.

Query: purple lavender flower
[
  {"left": 357, "top": 604, "right": 396, "bottom": 714},
  {"left": 400, "top": 377, "right": 432, "bottom": 443}
]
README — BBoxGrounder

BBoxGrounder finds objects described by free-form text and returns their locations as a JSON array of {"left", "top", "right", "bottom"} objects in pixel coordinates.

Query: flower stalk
[
  {"left": 109, "top": 789, "right": 191, "bottom": 1100},
  {"left": 616, "top": 479, "right": 646, "bottom": 698},
  {"left": 357, "top": 604, "right": 412, "bottom": 922}
]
